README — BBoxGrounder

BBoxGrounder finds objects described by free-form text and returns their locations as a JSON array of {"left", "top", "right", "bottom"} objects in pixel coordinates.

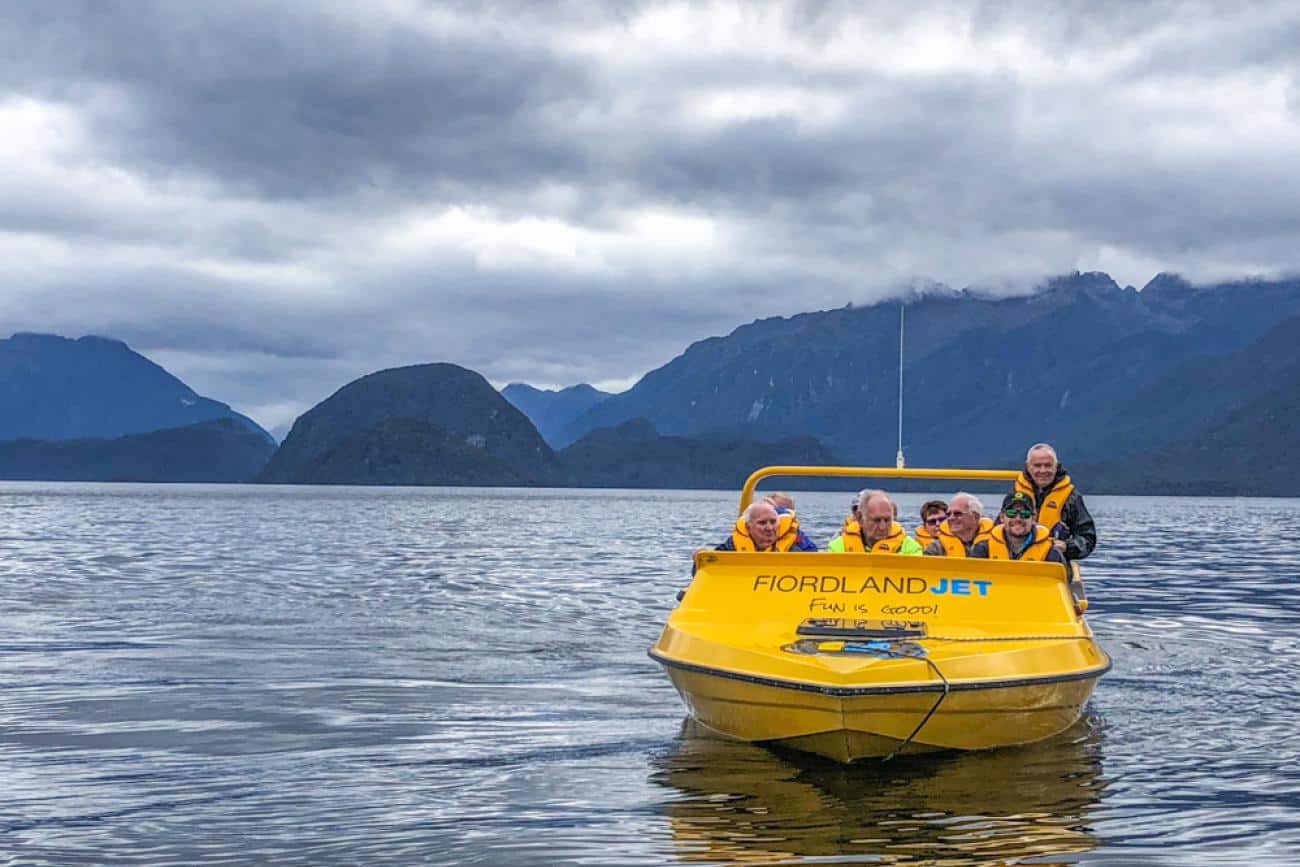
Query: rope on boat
[
  {"left": 924, "top": 634, "right": 1095, "bottom": 643},
  {"left": 878, "top": 633, "right": 1096, "bottom": 760},
  {"left": 881, "top": 653, "right": 949, "bottom": 762}
]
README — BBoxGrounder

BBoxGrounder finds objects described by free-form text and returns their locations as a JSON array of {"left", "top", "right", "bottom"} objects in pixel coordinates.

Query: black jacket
[{"left": 1021, "top": 466, "right": 1097, "bottom": 561}]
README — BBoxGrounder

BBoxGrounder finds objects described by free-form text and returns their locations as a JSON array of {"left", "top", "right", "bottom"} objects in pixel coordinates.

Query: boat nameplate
[{"left": 795, "top": 618, "right": 928, "bottom": 639}]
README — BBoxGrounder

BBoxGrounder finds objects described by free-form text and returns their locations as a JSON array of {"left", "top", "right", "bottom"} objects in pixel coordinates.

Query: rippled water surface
[{"left": 2, "top": 484, "right": 1298, "bottom": 864}]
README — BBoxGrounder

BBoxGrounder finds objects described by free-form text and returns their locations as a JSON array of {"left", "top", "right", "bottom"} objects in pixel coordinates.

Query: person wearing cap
[
  {"left": 716, "top": 499, "right": 817, "bottom": 552},
  {"left": 828, "top": 489, "right": 923, "bottom": 554},
  {"left": 969, "top": 492, "right": 1065, "bottom": 563},
  {"left": 1015, "top": 442, "right": 1096, "bottom": 560},
  {"left": 914, "top": 499, "right": 948, "bottom": 548},
  {"left": 923, "top": 492, "right": 994, "bottom": 557}
]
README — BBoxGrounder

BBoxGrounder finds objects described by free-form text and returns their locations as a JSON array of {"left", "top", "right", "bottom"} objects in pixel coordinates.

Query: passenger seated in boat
[
  {"left": 830, "top": 493, "right": 861, "bottom": 546},
  {"left": 833, "top": 493, "right": 861, "bottom": 540},
  {"left": 969, "top": 491, "right": 1065, "bottom": 563},
  {"left": 848, "top": 492, "right": 860, "bottom": 522},
  {"left": 923, "top": 492, "right": 994, "bottom": 557},
  {"left": 913, "top": 499, "right": 948, "bottom": 547},
  {"left": 716, "top": 500, "right": 817, "bottom": 552},
  {"left": 827, "top": 490, "right": 923, "bottom": 554},
  {"left": 1015, "top": 442, "right": 1097, "bottom": 561},
  {"left": 765, "top": 492, "right": 796, "bottom": 514}
]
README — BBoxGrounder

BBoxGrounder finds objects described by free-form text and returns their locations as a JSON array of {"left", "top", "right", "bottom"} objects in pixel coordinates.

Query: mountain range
[
  {"left": 256, "top": 363, "right": 830, "bottom": 489},
  {"left": 558, "top": 418, "right": 841, "bottom": 489},
  {"left": 501, "top": 383, "right": 609, "bottom": 447},
  {"left": 0, "top": 419, "right": 276, "bottom": 483},
  {"left": 4, "top": 270, "right": 1298, "bottom": 493},
  {"left": 0, "top": 333, "right": 276, "bottom": 482},
  {"left": 550, "top": 272, "right": 1300, "bottom": 493},
  {"left": 0, "top": 333, "right": 271, "bottom": 442}
]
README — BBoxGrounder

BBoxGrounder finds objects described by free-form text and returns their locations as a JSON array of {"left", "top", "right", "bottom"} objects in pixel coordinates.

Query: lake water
[{"left": 1, "top": 483, "right": 1298, "bottom": 865}]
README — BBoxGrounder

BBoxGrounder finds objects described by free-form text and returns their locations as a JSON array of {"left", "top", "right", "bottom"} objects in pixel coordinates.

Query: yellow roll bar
[{"left": 738, "top": 465, "right": 1022, "bottom": 514}]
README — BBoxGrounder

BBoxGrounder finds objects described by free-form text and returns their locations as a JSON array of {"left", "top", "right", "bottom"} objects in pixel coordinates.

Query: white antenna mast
[{"left": 895, "top": 300, "right": 905, "bottom": 469}]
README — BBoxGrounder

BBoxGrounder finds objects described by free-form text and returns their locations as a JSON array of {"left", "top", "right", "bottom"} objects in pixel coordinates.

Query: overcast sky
[{"left": 3, "top": 1, "right": 1299, "bottom": 430}]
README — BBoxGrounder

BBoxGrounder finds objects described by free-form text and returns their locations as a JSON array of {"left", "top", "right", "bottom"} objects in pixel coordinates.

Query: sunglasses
[
  {"left": 947, "top": 509, "right": 968, "bottom": 518},
  {"left": 924, "top": 515, "right": 946, "bottom": 526},
  {"left": 1004, "top": 508, "right": 1034, "bottom": 519}
]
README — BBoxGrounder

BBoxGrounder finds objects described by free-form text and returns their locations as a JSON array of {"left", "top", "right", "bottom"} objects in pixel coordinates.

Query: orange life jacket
[
  {"left": 1015, "top": 470, "right": 1075, "bottom": 531},
  {"left": 985, "top": 523, "right": 1054, "bottom": 561},
  {"left": 914, "top": 523, "right": 941, "bottom": 547},
  {"left": 841, "top": 520, "right": 910, "bottom": 553},
  {"left": 935, "top": 517, "right": 995, "bottom": 557},
  {"left": 730, "top": 511, "right": 801, "bottom": 552}
]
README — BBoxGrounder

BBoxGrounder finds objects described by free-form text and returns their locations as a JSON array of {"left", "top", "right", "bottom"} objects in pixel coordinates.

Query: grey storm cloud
[
  {"left": 0, "top": 2, "right": 595, "bottom": 200},
  {"left": 2, "top": 0, "right": 1300, "bottom": 429}
]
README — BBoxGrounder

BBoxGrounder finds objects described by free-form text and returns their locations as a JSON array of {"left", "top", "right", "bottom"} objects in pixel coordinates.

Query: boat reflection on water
[{"left": 651, "top": 715, "right": 1106, "bottom": 865}]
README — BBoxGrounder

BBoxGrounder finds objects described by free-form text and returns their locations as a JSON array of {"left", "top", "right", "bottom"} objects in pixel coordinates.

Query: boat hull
[
  {"left": 652, "top": 547, "right": 1111, "bottom": 764},
  {"left": 654, "top": 652, "right": 1108, "bottom": 763}
]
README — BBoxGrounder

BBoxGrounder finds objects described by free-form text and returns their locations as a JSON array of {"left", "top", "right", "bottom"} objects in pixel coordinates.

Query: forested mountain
[
  {"left": 1078, "top": 315, "right": 1300, "bottom": 495},
  {"left": 12, "top": 272, "right": 1299, "bottom": 493},
  {"left": 501, "top": 382, "right": 609, "bottom": 446},
  {"left": 555, "top": 273, "right": 1300, "bottom": 490},
  {"left": 0, "top": 419, "right": 275, "bottom": 482},
  {"left": 558, "top": 418, "right": 842, "bottom": 489},
  {"left": 259, "top": 363, "right": 565, "bottom": 485},
  {"left": 284, "top": 418, "right": 531, "bottom": 486},
  {"left": 0, "top": 333, "right": 272, "bottom": 442}
]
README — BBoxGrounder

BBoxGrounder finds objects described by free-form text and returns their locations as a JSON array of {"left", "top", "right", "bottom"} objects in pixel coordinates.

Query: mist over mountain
[
  {"left": 0, "top": 333, "right": 272, "bottom": 443},
  {"left": 11, "top": 271, "right": 1298, "bottom": 493},
  {"left": 501, "top": 382, "right": 609, "bottom": 447},
  {"left": 556, "top": 272, "right": 1300, "bottom": 491}
]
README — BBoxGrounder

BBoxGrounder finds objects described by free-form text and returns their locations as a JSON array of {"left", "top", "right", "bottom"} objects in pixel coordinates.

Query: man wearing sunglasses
[
  {"left": 913, "top": 499, "right": 949, "bottom": 548},
  {"left": 969, "top": 492, "right": 1065, "bottom": 563},
  {"left": 1015, "top": 442, "right": 1096, "bottom": 560},
  {"left": 922, "top": 493, "right": 994, "bottom": 557}
]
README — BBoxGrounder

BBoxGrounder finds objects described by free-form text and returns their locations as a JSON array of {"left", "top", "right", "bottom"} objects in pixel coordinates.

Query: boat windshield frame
[{"left": 739, "top": 465, "right": 1022, "bottom": 515}]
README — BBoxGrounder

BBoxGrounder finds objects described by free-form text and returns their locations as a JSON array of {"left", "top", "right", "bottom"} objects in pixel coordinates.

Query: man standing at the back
[{"left": 1016, "top": 443, "right": 1096, "bottom": 561}]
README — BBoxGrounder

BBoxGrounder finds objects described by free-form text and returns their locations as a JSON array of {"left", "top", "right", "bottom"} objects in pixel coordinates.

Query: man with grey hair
[
  {"left": 923, "top": 492, "right": 994, "bottom": 557},
  {"left": 716, "top": 498, "right": 817, "bottom": 552},
  {"left": 828, "top": 489, "right": 923, "bottom": 554},
  {"left": 1013, "top": 442, "right": 1096, "bottom": 560}
]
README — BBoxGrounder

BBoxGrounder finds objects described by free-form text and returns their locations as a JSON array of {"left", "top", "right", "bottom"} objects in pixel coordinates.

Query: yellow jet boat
[{"left": 649, "top": 465, "right": 1111, "bottom": 764}]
